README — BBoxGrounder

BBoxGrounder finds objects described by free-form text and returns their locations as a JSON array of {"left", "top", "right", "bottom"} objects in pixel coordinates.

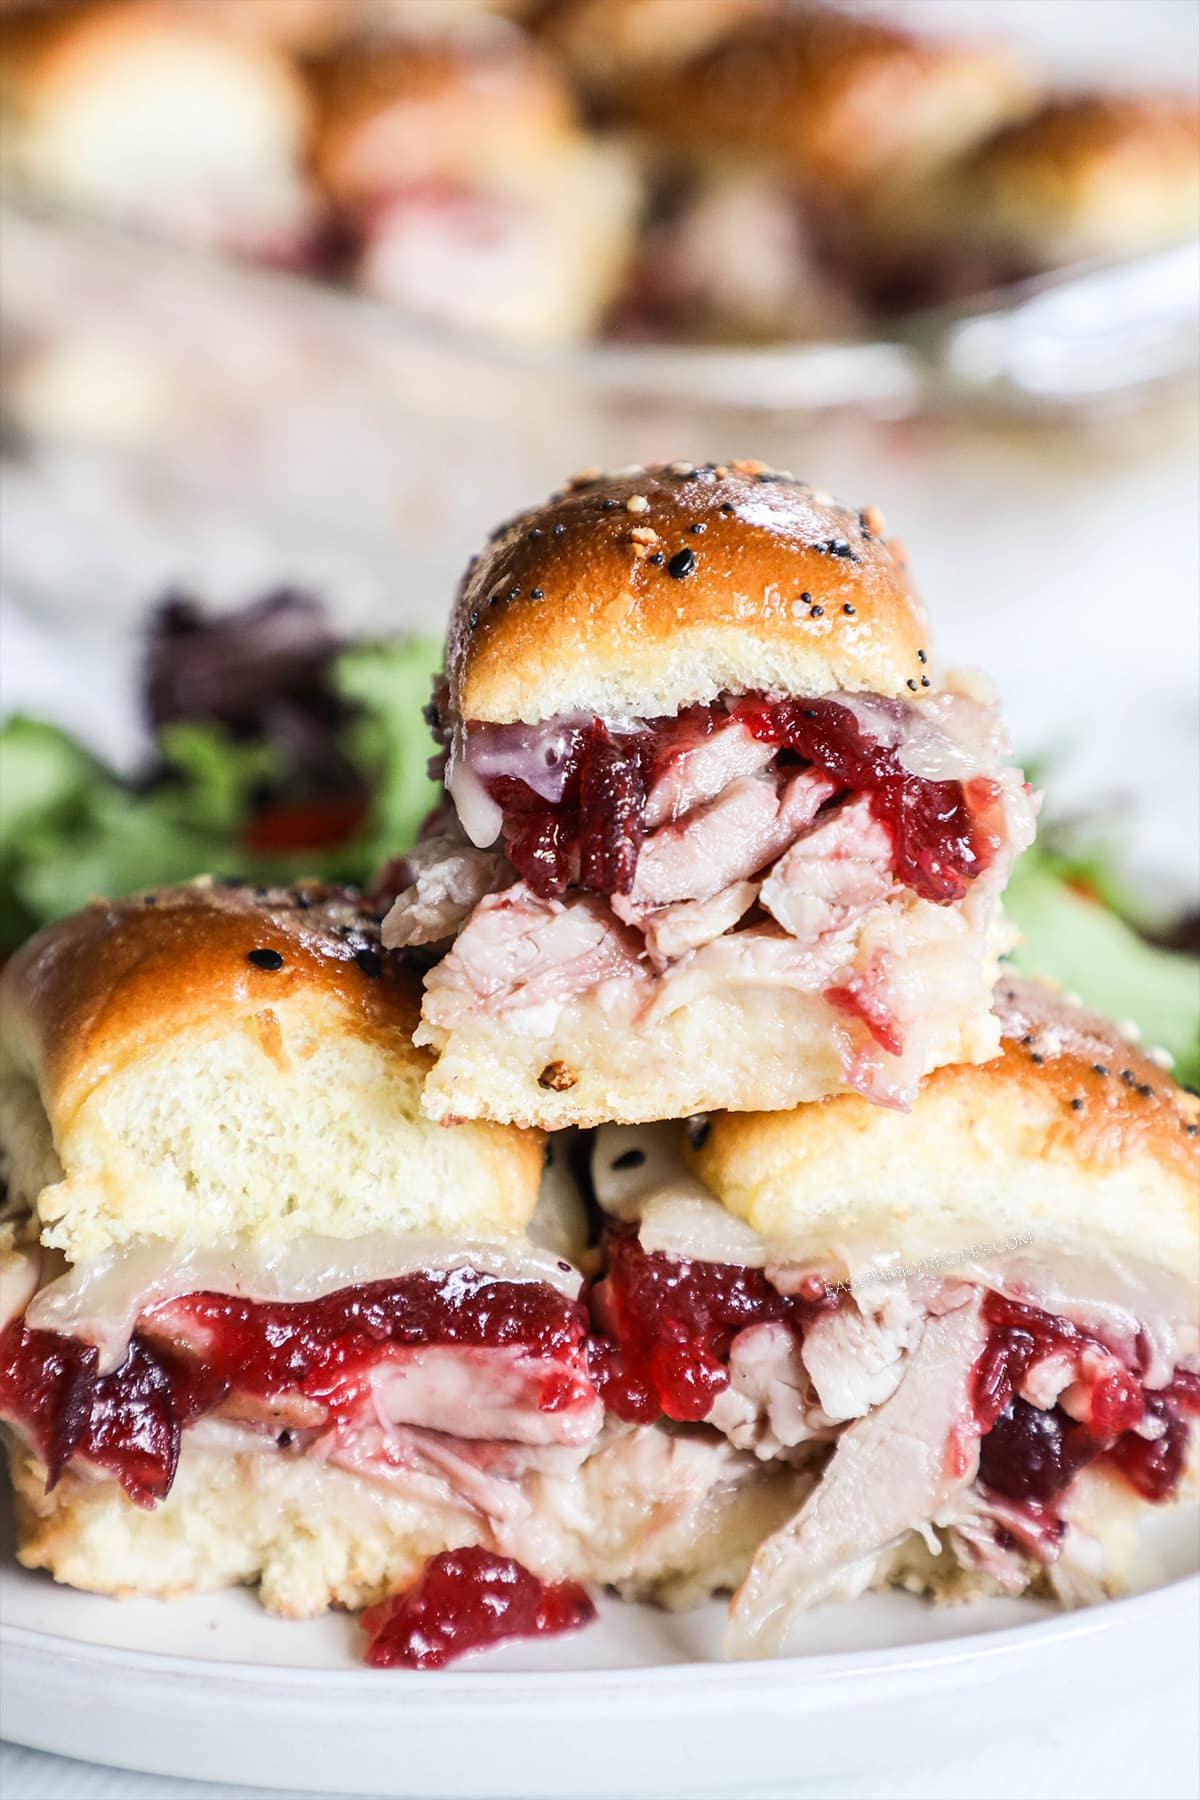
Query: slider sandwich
[
  {"left": 0, "top": 882, "right": 797, "bottom": 1624},
  {"left": 382, "top": 463, "right": 1037, "bottom": 1126},
  {"left": 937, "top": 93, "right": 1200, "bottom": 274},
  {"left": 859, "top": 92, "right": 1200, "bottom": 315},
  {"left": 595, "top": 4, "right": 1035, "bottom": 339},
  {"left": 0, "top": 1, "right": 318, "bottom": 260},
  {"left": 608, "top": 5, "right": 1035, "bottom": 208},
  {"left": 586, "top": 979, "right": 1200, "bottom": 1656},
  {"left": 311, "top": 28, "right": 640, "bottom": 344}
]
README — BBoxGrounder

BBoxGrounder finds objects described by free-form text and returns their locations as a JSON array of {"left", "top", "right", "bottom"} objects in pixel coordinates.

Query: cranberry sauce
[
  {"left": 973, "top": 1293, "right": 1199, "bottom": 1508},
  {"left": 361, "top": 1546, "right": 596, "bottom": 1670},
  {"left": 472, "top": 695, "right": 1001, "bottom": 905},
  {"left": 587, "top": 1227, "right": 831, "bottom": 1424},
  {"left": 0, "top": 1272, "right": 593, "bottom": 1507},
  {"left": 734, "top": 697, "right": 1001, "bottom": 904}
]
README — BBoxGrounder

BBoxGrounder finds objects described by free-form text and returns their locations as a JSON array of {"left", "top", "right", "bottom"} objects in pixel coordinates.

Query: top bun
[
  {"left": 614, "top": 6, "right": 1034, "bottom": 200},
  {"left": 447, "top": 462, "right": 932, "bottom": 724},
  {"left": 0, "top": 880, "right": 544, "bottom": 1263},
  {"left": 948, "top": 92, "right": 1200, "bottom": 267},
  {"left": 312, "top": 26, "right": 575, "bottom": 208},
  {"left": 687, "top": 977, "right": 1199, "bottom": 1283}
]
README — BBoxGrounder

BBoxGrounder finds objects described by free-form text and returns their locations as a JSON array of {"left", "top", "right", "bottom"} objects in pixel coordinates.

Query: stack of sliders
[{"left": 2, "top": 464, "right": 1197, "bottom": 1666}]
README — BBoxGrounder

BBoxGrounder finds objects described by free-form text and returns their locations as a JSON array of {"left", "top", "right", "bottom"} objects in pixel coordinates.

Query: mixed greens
[
  {"left": 0, "top": 593, "right": 439, "bottom": 948},
  {"left": 1, "top": 593, "right": 1196, "bottom": 1085}
]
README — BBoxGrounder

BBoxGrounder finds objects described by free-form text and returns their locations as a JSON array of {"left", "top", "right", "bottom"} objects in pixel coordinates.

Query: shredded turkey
[
  {"left": 758, "top": 796, "right": 894, "bottom": 943},
  {"left": 727, "top": 1296, "right": 988, "bottom": 1656},
  {"left": 380, "top": 833, "right": 510, "bottom": 949},
  {"left": 612, "top": 881, "right": 759, "bottom": 967},
  {"left": 415, "top": 685, "right": 1037, "bottom": 1111},
  {"left": 644, "top": 717, "right": 776, "bottom": 828},
  {"left": 633, "top": 770, "right": 836, "bottom": 907},
  {"left": 420, "top": 888, "right": 647, "bottom": 1033}
]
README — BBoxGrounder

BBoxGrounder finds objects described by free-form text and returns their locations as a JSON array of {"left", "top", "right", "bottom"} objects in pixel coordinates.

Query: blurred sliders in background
[{"left": 0, "top": 0, "right": 1197, "bottom": 1070}]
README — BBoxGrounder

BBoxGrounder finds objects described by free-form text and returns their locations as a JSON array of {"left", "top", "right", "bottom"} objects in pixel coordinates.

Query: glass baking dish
[{"left": 1, "top": 191, "right": 1197, "bottom": 633}]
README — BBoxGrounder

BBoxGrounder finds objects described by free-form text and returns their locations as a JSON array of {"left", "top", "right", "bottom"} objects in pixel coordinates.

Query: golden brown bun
[
  {"left": 447, "top": 463, "right": 931, "bottom": 724},
  {"left": 0, "top": 0, "right": 314, "bottom": 248},
  {"left": 539, "top": 0, "right": 770, "bottom": 98},
  {"left": 948, "top": 93, "right": 1200, "bottom": 267},
  {"left": 0, "top": 880, "right": 544, "bottom": 1261},
  {"left": 311, "top": 27, "right": 576, "bottom": 208},
  {"left": 173, "top": 0, "right": 356, "bottom": 54},
  {"left": 7, "top": 1419, "right": 802, "bottom": 1616},
  {"left": 614, "top": 6, "right": 1034, "bottom": 200},
  {"left": 688, "top": 977, "right": 1200, "bottom": 1278}
]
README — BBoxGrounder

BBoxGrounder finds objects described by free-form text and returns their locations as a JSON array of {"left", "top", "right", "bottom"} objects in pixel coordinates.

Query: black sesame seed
[
  {"left": 803, "top": 708, "right": 817, "bottom": 720},
  {"left": 528, "top": 527, "right": 544, "bottom": 540},
  {"left": 295, "top": 892, "right": 313, "bottom": 909},
  {"left": 906, "top": 679, "right": 918, "bottom": 691},
  {"left": 142, "top": 894, "right": 158, "bottom": 906},
  {"left": 1120, "top": 1069, "right": 1135, "bottom": 1084},
  {"left": 690, "top": 522, "right": 707, "bottom": 534},
  {"left": 489, "top": 593, "right": 502, "bottom": 607},
  {"left": 648, "top": 551, "right": 665, "bottom": 566},
  {"left": 601, "top": 498, "right": 619, "bottom": 511},
  {"left": 1092, "top": 1063, "right": 1109, "bottom": 1076},
  {"left": 1137, "top": 1082, "right": 1154, "bottom": 1098},
  {"left": 810, "top": 605, "right": 824, "bottom": 617},
  {"left": 920, "top": 676, "right": 931, "bottom": 687},
  {"left": 553, "top": 521, "right": 566, "bottom": 535},
  {"left": 531, "top": 587, "right": 544, "bottom": 599},
  {"left": 918, "top": 649, "right": 928, "bottom": 664},
  {"left": 720, "top": 501, "right": 735, "bottom": 514},
  {"left": 1030, "top": 1052, "right": 1045, "bottom": 1065},
  {"left": 667, "top": 548, "right": 696, "bottom": 579},
  {"left": 468, "top": 609, "right": 480, "bottom": 629},
  {"left": 611, "top": 1148, "right": 646, "bottom": 1171},
  {"left": 1185, "top": 1123, "right": 1198, "bottom": 1136},
  {"left": 800, "top": 591, "right": 812, "bottom": 604},
  {"left": 508, "top": 586, "right": 520, "bottom": 600},
  {"left": 1020, "top": 1034, "right": 1033, "bottom": 1044},
  {"left": 1070, "top": 1097, "right": 1084, "bottom": 1111},
  {"left": 843, "top": 603, "right": 855, "bottom": 615},
  {"left": 248, "top": 948, "right": 284, "bottom": 972},
  {"left": 355, "top": 948, "right": 382, "bottom": 979}
]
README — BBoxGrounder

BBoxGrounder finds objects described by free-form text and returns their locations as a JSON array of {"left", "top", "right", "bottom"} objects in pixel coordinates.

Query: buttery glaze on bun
[
  {"left": 538, "top": 0, "right": 771, "bottom": 99},
  {"left": 447, "top": 462, "right": 932, "bottom": 725},
  {"left": 0, "top": 881, "right": 544, "bottom": 1262},
  {"left": 687, "top": 977, "right": 1200, "bottom": 1279},
  {"left": 947, "top": 92, "right": 1200, "bottom": 267},
  {"left": 613, "top": 6, "right": 1034, "bottom": 199}
]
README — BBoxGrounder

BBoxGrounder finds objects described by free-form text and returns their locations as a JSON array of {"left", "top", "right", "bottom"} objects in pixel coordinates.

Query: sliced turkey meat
[
  {"left": 644, "top": 715, "right": 776, "bottom": 828},
  {"left": 632, "top": 769, "right": 835, "bottom": 908},
  {"left": 727, "top": 1296, "right": 988, "bottom": 1655},
  {"left": 758, "top": 795, "right": 894, "bottom": 944},
  {"left": 380, "top": 832, "right": 510, "bottom": 949}
]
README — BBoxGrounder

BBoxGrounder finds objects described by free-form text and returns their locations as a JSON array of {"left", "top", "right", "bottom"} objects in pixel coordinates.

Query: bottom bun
[{"left": 6, "top": 1418, "right": 802, "bottom": 1620}]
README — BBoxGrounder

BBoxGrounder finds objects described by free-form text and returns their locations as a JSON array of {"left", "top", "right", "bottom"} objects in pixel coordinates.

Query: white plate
[{"left": 1, "top": 1491, "right": 1196, "bottom": 1798}]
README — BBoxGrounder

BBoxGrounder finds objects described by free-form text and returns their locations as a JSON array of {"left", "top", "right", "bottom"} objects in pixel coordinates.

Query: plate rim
[{"left": 3, "top": 1569, "right": 1196, "bottom": 1698}]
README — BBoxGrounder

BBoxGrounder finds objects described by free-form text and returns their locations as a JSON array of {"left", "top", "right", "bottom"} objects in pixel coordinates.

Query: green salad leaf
[
  {"left": 1004, "top": 850, "right": 1200, "bottom": 1088},
  {"left": 0, "top": 637, "right": 439, "bottom": 950}
]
